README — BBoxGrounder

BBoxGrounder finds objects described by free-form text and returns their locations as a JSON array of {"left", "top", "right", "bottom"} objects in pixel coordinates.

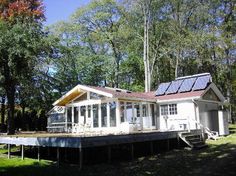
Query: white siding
[{"left": 159, "top": 101, "right": 196, "bottom": 131}]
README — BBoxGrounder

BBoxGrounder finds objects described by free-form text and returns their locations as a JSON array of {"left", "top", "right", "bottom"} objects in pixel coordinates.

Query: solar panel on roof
[
  {"left": 156, "top": 82, "right": 171, "bottom": 96},
  {"left": 166, "top": 80, "right": 183, "bottom": 94},
  {"left": 192, "top": 75, "right": 211, "bottom": 91},
  {"left": 179, "top": 77, "right": 196, "bottom": 93}
]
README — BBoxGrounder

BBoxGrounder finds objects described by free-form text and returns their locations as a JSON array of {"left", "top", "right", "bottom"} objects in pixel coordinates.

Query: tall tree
[{"left": 0, "top": 0, "right": 45, "bottom": 134}]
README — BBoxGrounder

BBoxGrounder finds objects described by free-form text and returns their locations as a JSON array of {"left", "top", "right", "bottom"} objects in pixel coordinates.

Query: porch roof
[
  {"left": 87, "top": 86, "right": 157, "bottom": 101},
  {"left": 53, "top": 85, "right": 157, "bottom": 106}
]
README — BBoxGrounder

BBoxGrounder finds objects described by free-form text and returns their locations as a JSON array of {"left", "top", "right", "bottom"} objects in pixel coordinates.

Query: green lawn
[{"left": 0, "top": 124, "right": 236, "bottom": 176}]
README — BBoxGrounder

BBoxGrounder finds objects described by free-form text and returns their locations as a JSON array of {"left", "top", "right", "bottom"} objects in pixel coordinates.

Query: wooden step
[
  {"left": 179, "top": 131, "right": 207, "bottom": 150},
  {"left": 187, "top": 138, "right": 202, "bottom": 143},
  {"left": 185, "top": 135, "right": 201, "bottom": 141},
  {"left": 193, "top": 143, "right": 208, "bottom": 150}
]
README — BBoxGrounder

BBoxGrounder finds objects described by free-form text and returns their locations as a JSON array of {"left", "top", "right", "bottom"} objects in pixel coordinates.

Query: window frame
[{"left": 160, "top": 104, "right": 177, "bottom": 116}]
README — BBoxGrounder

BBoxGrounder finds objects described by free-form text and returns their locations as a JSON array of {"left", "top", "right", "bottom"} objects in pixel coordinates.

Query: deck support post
[
  {"left": 21, "top": 145, "right": 24, "bottom": 160},
  {"left": 131, "top": 143, "right": 134, "bottom": 160},
  {"left": 79, "top": 143, "right": 83, "bottom": 170},
  {"left": 150, "top": 141, "right": 153, "bottom": 155},
  {"left": 177, "top": 135, "right": 180, "bottom": 148},
  {"left": 57, "top": 147, "right": 60, "bottom": 166},
  {"left": 108, "top": 145, "right": 111, "bottom": 163},
  {"left": 47, "top": 147, "right": 50, "bottom": 158},
  {"left": 65, "top": 148, "right": 68, "bottom": 162},
  {"left": 37, "top": 146, "right": 40, "bottom": 162},
  {"left": 167, "top": 139, "right": 170, "bottom": 151},
  {"left": 7, "top": 144, "right": 11, "bottom": 159}
]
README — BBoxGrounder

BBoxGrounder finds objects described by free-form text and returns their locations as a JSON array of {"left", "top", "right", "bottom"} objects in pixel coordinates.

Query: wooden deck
[{"left": 0, "top": 130, "right": 189, "bottom": 148}]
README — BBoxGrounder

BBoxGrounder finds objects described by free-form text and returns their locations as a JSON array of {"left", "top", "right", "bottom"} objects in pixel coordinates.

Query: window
[
  {"left": 101, "top": 103, "right": 107, "bottom": 127},
  {"left": 169, "top": 104, "right": 177, "bottom": 115},
  {"left": 160, "top": 104, "right": 177, "bottom": 115},
  {"left": 74, "top": 107, "right": 78, "bottom": 123},
  {"left": 80, "top": 106, "right": 86, "bottom": 124},
  {"left": 120, "top": 102, "right": 125, "bottom": 122},
  {"left": 142, "top": 104, "right": 148, "bottom": 117},
  {"left": 93, "top": 105, "right": 99, "bottom": 127},
  {"left": 109, "top": 102, "right": 116, "bottom": 127},
  {"left": 151, "top": 104, "right": 155, "bottom": 126},
  {"left": 160, "top": 105, "right": 168, "bottom": 115},
  {"left": 134, "top": 103, "right": 140, "bottom": 117},
  {"left": 126, "top": 102, "right": 132, "bottom": 122},
  {"left": 90, "top": 92, "right": 104, "bottom": 100}
]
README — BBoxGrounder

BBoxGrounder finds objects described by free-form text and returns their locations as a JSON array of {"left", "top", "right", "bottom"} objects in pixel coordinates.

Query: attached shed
[{"left": 156, "top": 73, "right": 229, "bottom": 136}]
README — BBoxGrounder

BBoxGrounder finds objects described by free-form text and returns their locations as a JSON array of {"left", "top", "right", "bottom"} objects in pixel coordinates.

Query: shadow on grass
[
  {"left": 111, "top": 142, "right": 236, "bottom": 176},
  {"left": 2, "top": 143, "right": 236, "bottom": 176}
]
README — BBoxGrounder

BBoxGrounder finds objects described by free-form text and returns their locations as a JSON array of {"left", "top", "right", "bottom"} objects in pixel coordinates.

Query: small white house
[{"left": 47, "top": 73, "right": 229, "bottom": 136}]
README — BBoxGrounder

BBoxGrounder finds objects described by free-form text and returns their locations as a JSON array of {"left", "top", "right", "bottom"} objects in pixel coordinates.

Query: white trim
[
  {"left": 72, "top": 105, "right": 74, "bottom": 125},
  {"left": 78, "top": 85, "right": 113, "bottom": 98},
  {"left": 157, "top": 96, "right": 201, "bottom": 103},
  {"left": 68, "top": 100, "right": 102, "bottom": 107},
  {"left": 202, "top": 83, "right": 225, "bottom": 102},
  {"left": 53, "top": 86, "right": 81, "bottom": 106},
  {"left": 70, "top": 92, "right": 86, "bottom": 103},
  {"left": 98, "top": 104, "right": 101, "bottom": 128},
  {"left": 116, "top": 100, "right": 120, "bottom": 127},
  {"left": 118, "top": 97, "right": 156, "bottom": 102},
  {"left": 53, "top": 84, "right": 113, "bottom": 106},
  {"left": 91, "top": 104, "right": 94, "bottom": 128},
  {"left": 196, "top": 99, "right": 223, "bottom": 105},
  {"left": 65, "top": 108, "right": 68, "bottom": 131},
  {"left": 107, "top": 102, "right": 110, "bottom": 127}
]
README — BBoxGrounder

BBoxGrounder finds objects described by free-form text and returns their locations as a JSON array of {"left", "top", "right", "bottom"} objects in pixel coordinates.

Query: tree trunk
[
  {"left": 6, "top": 86, "right": 15, "bottom": 135},
  {"left": 143, "top": 0, "right": 151, "bottom": 92},
  {"left": 1, "top": 96, "right": 6, "bottom": 132},
  {"left": 175, "top": 56, "right": 179, "bottom": 79},
  {"left": 22, "top": 105, "right": 26, "bottom": 130}
]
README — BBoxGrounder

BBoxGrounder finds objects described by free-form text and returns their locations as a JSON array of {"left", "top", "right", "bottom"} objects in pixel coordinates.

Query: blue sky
[{"left": 43, "top": 0, "right": 90, "bottom": 25}]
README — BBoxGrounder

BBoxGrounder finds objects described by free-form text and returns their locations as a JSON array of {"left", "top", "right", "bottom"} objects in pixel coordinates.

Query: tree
[{"left": 0, "top": 0, "right": 45, "bottom": 134}]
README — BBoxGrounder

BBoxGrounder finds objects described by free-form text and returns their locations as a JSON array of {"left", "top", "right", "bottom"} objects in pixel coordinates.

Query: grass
[{"left": 0, "top": 124, "right": 236, "bottom": 176}]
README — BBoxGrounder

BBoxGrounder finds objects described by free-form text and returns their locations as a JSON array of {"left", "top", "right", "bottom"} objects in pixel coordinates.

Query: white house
[{"left": 47, "top": 73, "right": 229, "bottom": 137}]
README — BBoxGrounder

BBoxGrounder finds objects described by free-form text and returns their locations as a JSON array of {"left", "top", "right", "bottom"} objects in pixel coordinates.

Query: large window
[
  {"left": 151, "top": 104, "right": 155, "bottom": 126},
  {"left": 80, "top": 106, "right": 86, "bottom": 124},
  {"left": 74, "top": 107, "right": 78, "bottom": 123},
  {"left": 109, "top": 102, "right": 116, "bottom": 127},
  {"left": 160, "top": 104, "right": 177, "bottom": 115},
  {"left": 120, "top": 102, "right": 125, "bottom": 122},
  {"left": 93, "top": 105, "right": 99, "bottom": 127},
  {"left": 142, "top": 104, "right": 148, "bottom": 117},
  {"left": 126, "top": 102, "right": 132, "bottom": 122},
  {"left": 101, "top": 103, "right": 107, "bottom": 127}
]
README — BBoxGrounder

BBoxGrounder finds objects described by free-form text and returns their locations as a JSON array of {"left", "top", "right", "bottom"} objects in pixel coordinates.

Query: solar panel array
[
  {"left": 192, "top": 75, "right": 211, "bottom": 91},
  {"left": 165, "top": 80, "right": 183, "bottom": 94},
  {"left": 155, "top": 73, "right": 211, "bottom": 96},
  {"left": 155, "top": 82, "right": 171, "bottom": 96},
  {"left": 179, "top": 77, "right": 196, "bottom": 93}
]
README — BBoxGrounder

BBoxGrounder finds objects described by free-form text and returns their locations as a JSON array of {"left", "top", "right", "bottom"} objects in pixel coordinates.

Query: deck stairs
[{"left": 178, "top": 131, "right": 207, "bottom": 150}]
